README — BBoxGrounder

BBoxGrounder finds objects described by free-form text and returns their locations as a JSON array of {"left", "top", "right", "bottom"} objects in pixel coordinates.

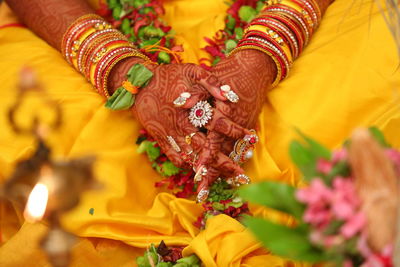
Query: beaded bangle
[
  {"left": 265, "top": 5, "right": 310, "bottom": 45},
  {"left": 245, "top": 25, "right": 294, "bottom": 60},
  {"left": 61, "top": 14, "right": 152, "bottom": 97},
  {"left": 77, "top": 29, "right": 123, "bottom": 73},
  {"left": 61, "top": 15, "right": 104, "bottom": 64},
  {"left": 260, "top": 12, "right": 305, "bottom": 53},
  {"left": 251, "top": 18, "right": 299, "bottom": 58}
]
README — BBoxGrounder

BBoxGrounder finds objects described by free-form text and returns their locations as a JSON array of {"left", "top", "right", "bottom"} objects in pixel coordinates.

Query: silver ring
[
  {"left": 189, "top": 101, "right": 213, "bottom": 128},
  {"left": 167, "top": 136, "right": 181, "bottom": 153}
]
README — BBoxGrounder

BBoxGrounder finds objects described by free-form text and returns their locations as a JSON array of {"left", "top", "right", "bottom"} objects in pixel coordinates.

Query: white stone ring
[{"left": 188, "top": 100, "right": 213, "bottom": 128}]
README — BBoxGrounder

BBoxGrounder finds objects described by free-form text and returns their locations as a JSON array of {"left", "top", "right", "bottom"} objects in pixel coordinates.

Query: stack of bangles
[
  {"left": 61, "top": 14, "right": 151, "bottom": 98},
  {"left": 229, "top": 0, "right": 321, "bottom": 87}
]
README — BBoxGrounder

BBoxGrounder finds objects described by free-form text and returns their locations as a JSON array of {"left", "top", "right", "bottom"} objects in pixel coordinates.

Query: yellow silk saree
[{"left": 0, "top": 0, "right": 399, "bottom": 266}]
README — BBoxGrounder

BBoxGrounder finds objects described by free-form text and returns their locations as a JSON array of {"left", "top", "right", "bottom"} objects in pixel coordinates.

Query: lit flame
[{"left": 24, "top": 183, "right": 49, "bottom": 222}]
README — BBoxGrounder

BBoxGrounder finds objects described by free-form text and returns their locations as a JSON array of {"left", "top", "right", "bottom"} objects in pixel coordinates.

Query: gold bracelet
[{"left": 102, "top": 51, "right": 152, "bottom": 98}]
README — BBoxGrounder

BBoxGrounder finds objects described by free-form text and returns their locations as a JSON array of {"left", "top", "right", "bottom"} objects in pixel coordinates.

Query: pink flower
[
  {"left": 297, "top": 179, "right": 333, "bottom": 227},
  {"left": 317, "top": 158, "right": 333, "bottom": 174},
  {"left": 331, "top": 177, "right": 360, "bottom": 220},
  {"left": 296, "top": 178, "right": 332, "bottom": 205},
  {"left": 340, "top": 212, "right": 366, "bottom": 238},
  {"left": 332, "top": 149, "right": 348, "bottom": 163},
  {"left": 344, "top": 260, "right": 354, "bottom": 267}
]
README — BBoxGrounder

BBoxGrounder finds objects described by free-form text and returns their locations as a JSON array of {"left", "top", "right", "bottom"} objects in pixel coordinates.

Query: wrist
[
  {"left": 107, "top": 56, "right": 150, "bottom": 95},
  {"left": 233, "top": 49, "right": 277, "bottom": 89}
]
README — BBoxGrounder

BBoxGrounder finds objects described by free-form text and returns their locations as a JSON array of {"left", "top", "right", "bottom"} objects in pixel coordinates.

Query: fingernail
[{"left": 196, "top": 188, "right": 209, "bottom": 203}]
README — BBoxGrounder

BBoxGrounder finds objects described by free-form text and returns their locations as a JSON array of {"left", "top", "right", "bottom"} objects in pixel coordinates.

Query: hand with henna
[
  {"left": 191, "top": 0, "right": 335, "bottom": 199},
  {"left": 108, "top": 57, "right": 251, "bottom": 181}
]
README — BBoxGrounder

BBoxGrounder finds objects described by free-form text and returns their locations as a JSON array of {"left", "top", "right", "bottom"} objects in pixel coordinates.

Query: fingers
[
  {"left": 195, "top": 166, "right": 219, "bottom": 203},
  {"left": 190, "top": 133, "right": 245, "bottom": 176},
  {"left": 185, "top": 64, "right": 238, "bottom": 102},
  {"left": 194, "top": 131, "right": 224, "bottom": 170},
  {"left": 206, "top": 108, "right": 252, "bottom": 140}
]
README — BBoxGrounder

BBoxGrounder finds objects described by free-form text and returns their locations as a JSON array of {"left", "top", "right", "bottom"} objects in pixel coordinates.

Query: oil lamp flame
[{"left": 24, "top": 183, "right": 49, "bottom": 222}]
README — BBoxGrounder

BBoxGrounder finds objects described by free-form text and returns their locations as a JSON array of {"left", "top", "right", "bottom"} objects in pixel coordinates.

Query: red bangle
[
  {"left": 249, "top": 19, "right": 299, "bottom": 59},
  {"left": 260, "top": 12, "right": 305, "bottom": 54}
]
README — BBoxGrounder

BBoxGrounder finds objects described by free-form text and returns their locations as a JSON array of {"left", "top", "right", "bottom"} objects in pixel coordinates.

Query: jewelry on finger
[
  {"left": 229, "top": 129, "right": 258, "bottom": 164},
  {"left": 220, "top": 84, "right": 239, "bottom": 103},
  {"left": 180, "top": 150, "right": 194, "bottom": 166},
  {"left": 227, "top": 174, "right": 251, "bottom": 187},
  {"left": 189, "top": 100, "right": 213, "bottom": 128},
  {"left": 220, "top": 84, "right": 231, "bottom": 92},
  {"left": 167, "top": 135, "right": 181, "bottom": 153},
  {"left": 194, "top": 166, "right": 207, "bottom": 182},
  {"left": 173, "top": 92, "right": 192, "bottom": 107},
  {"left": 196, "top": 188, "right": 209, "bottom": 203},
  {"left": 235, "top": 174, "right": 251, "bottom": 185},
  {"left": 185, "top": 132, "right": 196, "bottom": 145}
]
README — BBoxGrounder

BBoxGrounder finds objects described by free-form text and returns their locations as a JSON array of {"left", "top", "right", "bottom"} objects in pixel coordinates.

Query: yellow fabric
[{"left": 0, "top": 0, "right": 399, "bottom": 266}]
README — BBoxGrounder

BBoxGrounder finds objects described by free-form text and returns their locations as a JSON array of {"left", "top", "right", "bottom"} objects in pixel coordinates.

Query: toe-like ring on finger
[
  {"left": 227, "top": 174, "right": 251, "bottom": 187},
  {"left": 194, "top": 165, "right": 207, "bottom": 182},
  {"left": 173, "top": 92, "right": 192, "bottom": 107},
  {"left": 185, "top": 132, "right": 196, "bottom": 145},
  {"left": 229, "top": 129, "right": 259, "bottom": 164},
  {"left": 196, "top": 188, "right": 209, "bottom": 203},
  {"left": 189, "top": 101, "right": 213, "bottom": 128},
  {"left": 167, "top": 135, "right": 181, "bottom": 153},
  {"left": 220, "top": 85, "right": 239, "bottom": 103}
]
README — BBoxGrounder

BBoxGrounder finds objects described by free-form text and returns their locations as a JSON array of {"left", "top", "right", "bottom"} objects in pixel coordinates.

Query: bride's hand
[
  {"left": 191, "top": 50, "right": 277, "bottom": 201},
  {"left": 108, "top": 58, "right": 251, "bottom": 173}
]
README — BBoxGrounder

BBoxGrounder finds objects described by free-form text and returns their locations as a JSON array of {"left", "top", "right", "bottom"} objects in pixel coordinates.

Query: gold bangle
[
  {"left": 229, "top": 45, "right": 283, "bottom": 88},
  {"left": 61, "top": 14, "right": 103, "bottom": 61},
  {"left": 102, "top": 51, "right": 152, "bottom": 98}
]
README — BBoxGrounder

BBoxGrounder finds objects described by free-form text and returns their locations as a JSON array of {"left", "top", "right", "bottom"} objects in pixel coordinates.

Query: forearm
[
  {"left": 5, "top": 0, "right": 94, "bottom": 50},
  {"left": 236, "top": 0, "right": 335, "bottom": 92}
]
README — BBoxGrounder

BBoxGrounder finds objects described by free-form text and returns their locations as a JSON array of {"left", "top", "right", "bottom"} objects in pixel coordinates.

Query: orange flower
[{"left": 122, "top": 80, "right": 139, "bottom": 94}]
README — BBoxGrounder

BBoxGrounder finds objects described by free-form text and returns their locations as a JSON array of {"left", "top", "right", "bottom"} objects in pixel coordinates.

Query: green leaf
[
  {"left": 146, "top": 142, "right": 161, "bottom": 162},
  {"left": 112, "top": 4, "right": 123, "bottom": 20},
  {"left": 212, "top": 202, "right": 225, "bottom": 211},
  {"left": 133, "top": 0, "right": 150, "bottom": 8},
  {"left": 176, "top": 254, "right": 200, "bottom": 265},
  {"left": 239, "top": 181, "right": 305, "bottom": 219},
  {"left": 127, "top": 64, "right": 154, "bottom": 88},
  {"left": 234, "top": 27, "right": 244, "bottom": 40},
  {"left": 211, "top": 56, "right": 221, "bottom": 66},
  {"left": 256, "top": 1, "right": 264, "bottom": 12},
  {"left": 225, "top": 39, "right": 237, "bottom": 53},
  {"left": 226, "top": 15, "right": 236, "bottom": 30},
  {"left": 368, "top": 127, "right": 390, "bottom": 148},
  {"left": 140, "top": 6, "right": 155, "bottom": 15},
  {"left": 295, "top": 129, "right": 331, "bottom": 160},
  {"left": 121, "top": 18, "right": 132, "bottom": 35},
  {"left": 326, "top": 161, "right": 350, "bottom": 183},
  {"left": 105, "top": 87, "right": 135, "bottom": 110},
  {"left": 161, "top": 161, "right": 180, "bottom": 176},
  {"left": 238, "top": 6, "right": 257, "bottom": 23},
  {"left": 158, "top": 51, "right": 171, "bottom": 64},
  {"left": 244, "top": 218, "right": 326, "bottom": 263},
  {"left": 289, "top": 140, "right": 317, "bottom": 181},
  {"left": 142, "top": 25, "right": 165, "bottom": 38},
  {"left": 137, "top": 140, "right": 152, "bottom": 154},
  {"left": 108, "top": 0, "right": 119, "bottom": 8}
]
